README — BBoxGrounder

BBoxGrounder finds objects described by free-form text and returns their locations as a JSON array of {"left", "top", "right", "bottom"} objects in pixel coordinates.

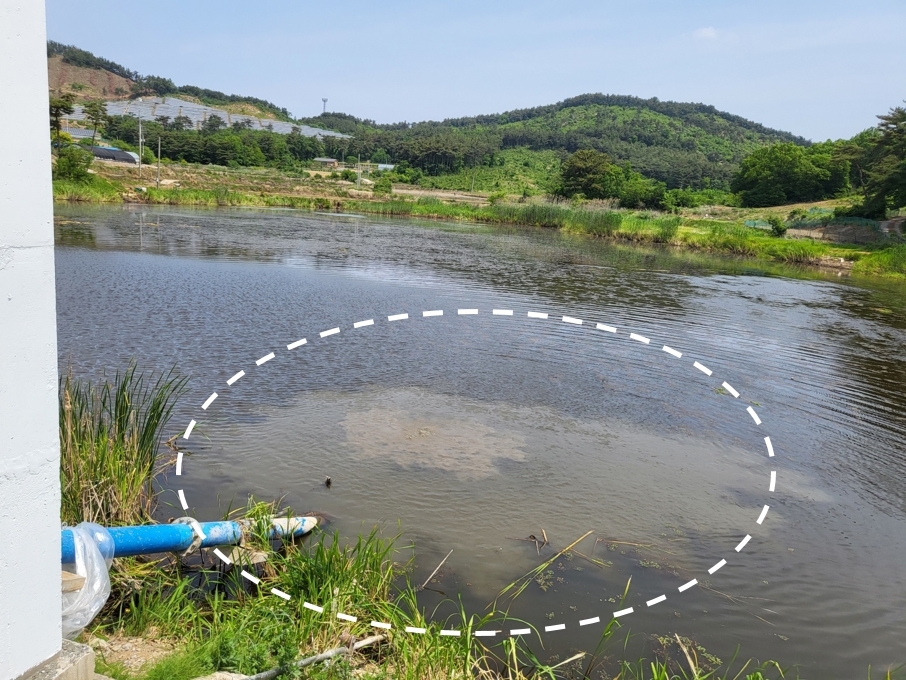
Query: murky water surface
[{"left": 55, "top": 205, "right": 906, "bottom": 675}]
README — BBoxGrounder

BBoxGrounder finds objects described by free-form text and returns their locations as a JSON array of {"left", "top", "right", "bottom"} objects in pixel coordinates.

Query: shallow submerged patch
[{"left": 342, "top": 388, "right": 528, "bottom": 480}]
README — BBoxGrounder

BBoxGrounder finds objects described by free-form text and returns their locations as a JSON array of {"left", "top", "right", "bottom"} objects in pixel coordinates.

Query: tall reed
[{"left": 59, "top": 361, "right": 187, "bottom": 526}]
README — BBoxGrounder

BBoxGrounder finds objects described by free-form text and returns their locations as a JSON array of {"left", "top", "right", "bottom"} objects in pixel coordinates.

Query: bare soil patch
[
  {"left": 392, "top": 185, "right": 488, "bottom": 205},
  {"left": 48, "top": 56, "right": 133, "bottom": 100},
  {"left": 86, "top": 633, "right": 175, "bottom": 673}
]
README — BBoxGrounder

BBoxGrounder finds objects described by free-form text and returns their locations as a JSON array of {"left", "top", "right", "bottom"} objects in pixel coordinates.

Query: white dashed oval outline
[{"left": 176, "top": 306, "right": 777, "bottom": 639}]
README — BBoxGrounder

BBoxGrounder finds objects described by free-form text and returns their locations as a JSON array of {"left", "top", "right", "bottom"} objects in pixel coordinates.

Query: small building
[
  {"left": 377, "top": 163, "right": 395, "bottom": 171},
  {"left": 313, "top": 157, "right": 339, "bottom": 169}
]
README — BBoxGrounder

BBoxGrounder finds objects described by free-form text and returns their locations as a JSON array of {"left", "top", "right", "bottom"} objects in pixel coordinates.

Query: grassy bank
[
  {"left": 55, "top": 176, "right": 126, "bottom": 203},
  {"left": 55, "top": 163, "right": 906, "bottom": 277},
  {"left": 54, "top": 178, "right": 331, "bottom": 210},
  {"left": 94, "top": 520, "right": 490, "bottom": 680},
  {"left": 345, "top": 199, "right": 888, "bottom": 268},
  {"left": 91, "top": 519, "right": 798, "bottom": 680},
  {"left": 851, "top": 244, "right": 906, "bottom": 277}
]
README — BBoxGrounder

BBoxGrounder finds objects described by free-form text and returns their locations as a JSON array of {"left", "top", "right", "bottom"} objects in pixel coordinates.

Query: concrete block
[{"left": 24, "top": 640, "right": 95, "bottom": 680}]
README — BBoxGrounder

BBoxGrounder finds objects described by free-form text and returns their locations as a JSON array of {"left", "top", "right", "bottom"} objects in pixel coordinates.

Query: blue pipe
[{"left": 61, "top": 517, "right": 318, "bottom": 563}]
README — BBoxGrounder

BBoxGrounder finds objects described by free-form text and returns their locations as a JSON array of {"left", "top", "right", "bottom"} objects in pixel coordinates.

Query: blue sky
[{"left": 46, "top": 0, "right": 905, "bottom": 141}]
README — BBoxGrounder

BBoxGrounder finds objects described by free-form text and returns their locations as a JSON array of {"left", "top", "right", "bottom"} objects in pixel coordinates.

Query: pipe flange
[{"left": 172, "top": 516, "right": 205, "bottom": 556}]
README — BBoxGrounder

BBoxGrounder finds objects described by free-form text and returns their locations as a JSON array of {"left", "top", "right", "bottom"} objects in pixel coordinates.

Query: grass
[
  {"left": 53, "top": 175, "right": 124, "bottom": 202},
  {"left": 92, "top": 508, "right": 610, "bottom": 679},
  {"left": 90, "top": 512, "right": 860, "bottom": 680},
  {"left": 92, "top": 511, "right": 722, "bottom": 680},
  {"left": 853, "top": 244, "right": 906, "bottom": 277},
  {"left": 675, "top": 221, "right": 861, "bottom": 264},
  {"left": 60, "top": 361, "right": 187, "bottom": 526},
  {"left": 346, "top": 199, "right": 630, "bottom": 237},
  {"left": 97, "top": 649, "right": 209, "bottom": 680},
  {"left": 140, "top": 186, "right": 323, "bottom": 209}
]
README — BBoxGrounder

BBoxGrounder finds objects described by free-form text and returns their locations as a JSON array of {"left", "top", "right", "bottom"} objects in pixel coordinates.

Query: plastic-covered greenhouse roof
[
  {"left": 65, "top": 97, "right": 349, "bottom": 139},
  {"left": 78, "top": 145, "right": 138, "bottom": 163},
  {"left": 62, "top": 126, "right": 94, "bottom": 139}
]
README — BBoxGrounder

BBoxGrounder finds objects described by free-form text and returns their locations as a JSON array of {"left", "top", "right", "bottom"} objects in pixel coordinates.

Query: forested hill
[
  {"left": 303, "top": 95, "right": 808, "bottom": 189},
  {"left": 47, "top": 40, "right": 810, "bottom": 189}
]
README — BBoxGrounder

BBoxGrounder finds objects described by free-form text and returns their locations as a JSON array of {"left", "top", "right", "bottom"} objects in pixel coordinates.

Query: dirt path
[{"left": 391, "top": 185, "right": 488, "bottom": 205}]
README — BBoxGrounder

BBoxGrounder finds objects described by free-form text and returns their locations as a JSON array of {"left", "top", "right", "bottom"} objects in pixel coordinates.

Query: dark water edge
[{"left": 54, "top": 204, "right": 906, "bottom": 675}]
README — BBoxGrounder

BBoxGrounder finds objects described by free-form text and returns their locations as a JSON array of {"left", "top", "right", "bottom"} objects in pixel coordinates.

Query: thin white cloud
[{"left": 693, "top": 26, "right": 718, "bottom": 40}]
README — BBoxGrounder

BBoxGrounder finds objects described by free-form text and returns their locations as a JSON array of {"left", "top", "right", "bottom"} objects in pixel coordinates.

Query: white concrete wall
[{"left": 0, "top": 2, "right": 62, "bottom": 679}]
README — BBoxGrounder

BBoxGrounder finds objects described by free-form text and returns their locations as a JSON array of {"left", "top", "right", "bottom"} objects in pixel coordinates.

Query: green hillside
[
  {"left": 302, "top": 94, "right": 808, "bottom": 190},
  {"left": 416, "top": 148, "right": 564, "bottom": 195},
  {"left": 494, "top": 98, "right": 804, "bottom": 187},
  {"left": 47, "top": 41, "right": 818, "bottom": 193}
]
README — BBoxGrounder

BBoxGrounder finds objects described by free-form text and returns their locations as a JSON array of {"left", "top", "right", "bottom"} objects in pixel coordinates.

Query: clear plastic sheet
[{"left": 61, "top": 522, "right": 114, "bottom": 639}]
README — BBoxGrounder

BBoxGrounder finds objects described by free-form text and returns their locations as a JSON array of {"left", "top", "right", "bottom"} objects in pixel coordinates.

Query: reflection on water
[{"left": 54, "top": 204, "right": 906, "bottom": 674}]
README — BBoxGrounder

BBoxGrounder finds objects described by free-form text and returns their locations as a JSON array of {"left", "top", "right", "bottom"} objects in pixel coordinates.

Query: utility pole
[
  {"left": 356, "top": 139, "right": 361, "bottom": 188},
  {"left": 138, "top": 117, "right": 143, "bottom": 179},
  {"left": 156, "top": 137, "right": 161, "bottom": 189}
]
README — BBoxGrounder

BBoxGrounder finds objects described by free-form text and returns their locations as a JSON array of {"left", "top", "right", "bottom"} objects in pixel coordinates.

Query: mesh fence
[{"left": 789, "top": 217, "right": 879, "bottom": 229}]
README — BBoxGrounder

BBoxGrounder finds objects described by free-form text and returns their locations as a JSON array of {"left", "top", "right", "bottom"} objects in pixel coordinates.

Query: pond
[{"left": 55, "top": 204, "right": 906, "bottom": 675}]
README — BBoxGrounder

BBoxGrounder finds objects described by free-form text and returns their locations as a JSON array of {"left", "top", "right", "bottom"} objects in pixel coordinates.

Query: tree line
[
  {"left": 554, "top": 149, "right": 667, "bottom": 209},
  {"left": 425, "top": 94, "right": 809, "bottom": 144},
  {"left": 103, "top": 114, "right": 324, "bottom": 168},
  {"left": 729, "top": 104, "right": 905, "bottom": 216},
  {"left": 48, "top": 41, "right": 139, "bottom": 81}
]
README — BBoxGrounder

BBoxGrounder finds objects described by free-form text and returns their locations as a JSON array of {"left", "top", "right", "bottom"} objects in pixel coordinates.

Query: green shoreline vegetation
[
  {"left": 53, "top": 172, "right": 906, "bottom": 278},
  {"left": 62, "top": 370, "right": 902, "bottom": 680}
]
